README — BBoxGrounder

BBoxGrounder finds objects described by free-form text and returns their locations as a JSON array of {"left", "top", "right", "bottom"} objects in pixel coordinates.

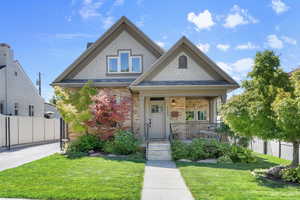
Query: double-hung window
[
  {"left": 186, "top": 110, "right": 207, "bottom": 121},
  {"left": 107, "top": 50, "right": 142, "bottom": 73},
  {"left": 29, "top": 105, "right": 34, "bottom": 116}
]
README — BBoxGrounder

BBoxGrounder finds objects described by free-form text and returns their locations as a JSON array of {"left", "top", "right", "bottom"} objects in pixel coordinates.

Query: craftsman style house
[{"left": 52, "top": 16, "right": 239, "bottom": 141}]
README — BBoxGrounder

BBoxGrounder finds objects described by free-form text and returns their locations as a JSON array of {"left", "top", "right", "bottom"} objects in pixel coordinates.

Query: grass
[
  {"left": 0, "top": 154, "right": 145, "bottom": 200},
  {"left": 178, "top": 153, "right": 300, "bottom": 200}
]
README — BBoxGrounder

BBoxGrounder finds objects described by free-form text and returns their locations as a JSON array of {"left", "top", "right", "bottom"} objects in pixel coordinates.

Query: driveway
[{"left": 0, "top": 142, "right": 60, "bottom": 171}]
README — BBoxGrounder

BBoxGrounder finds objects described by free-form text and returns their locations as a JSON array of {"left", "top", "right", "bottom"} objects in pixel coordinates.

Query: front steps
[{"left": 147, "top": 141, "right": 172, "bottom": 161}]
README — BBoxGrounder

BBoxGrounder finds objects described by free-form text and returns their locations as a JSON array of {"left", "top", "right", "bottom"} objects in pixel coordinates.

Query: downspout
[
  {"left": 5, "top": 66, "right": 8, "bottom": 115},
  {"left": 129, "top": 88, "right": 134, "bottom": 133}
]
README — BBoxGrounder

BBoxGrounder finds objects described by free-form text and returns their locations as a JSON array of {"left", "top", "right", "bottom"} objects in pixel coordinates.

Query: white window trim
[
  {"left": 107, "top": 50, "right": 142, "bottom": 74},
  {"left": 131, "top": 56, "right": 142, "bottom": 73},
  {"left": 186, "top": 110, "right": 208, "bottom": 121}
]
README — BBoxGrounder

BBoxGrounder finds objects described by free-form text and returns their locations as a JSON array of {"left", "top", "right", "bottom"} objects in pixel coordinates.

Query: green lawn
[
  {"left": 0, "top": 154, "right": 145, "bottom": 200},
  {"left": 178, "top": 154, "right": 300, "bottom": 200}
]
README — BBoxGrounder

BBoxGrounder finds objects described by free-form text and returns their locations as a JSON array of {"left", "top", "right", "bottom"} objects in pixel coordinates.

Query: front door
[{"left": 149, "top": 101, "right": 165, "bottom": 139}]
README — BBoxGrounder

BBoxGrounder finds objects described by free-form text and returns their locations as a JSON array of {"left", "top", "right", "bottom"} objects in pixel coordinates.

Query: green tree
[
  {"left": 272, "top": 71, "right": 300, "bottom": 166},
  {"left": 54, "top": 81, "right": 97, "bottom": 134},
  {"left": 222, "top": 50, "right": 296, "bottom": 164}
]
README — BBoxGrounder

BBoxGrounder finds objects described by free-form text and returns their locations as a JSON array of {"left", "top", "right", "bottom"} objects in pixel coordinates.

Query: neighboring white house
[{"left": 0, "top": 43, "right": 45, "bottom": 117}]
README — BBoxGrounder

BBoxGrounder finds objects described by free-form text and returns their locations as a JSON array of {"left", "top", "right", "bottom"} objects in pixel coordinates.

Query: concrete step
[
  {"left": 147, "top": 150, "right": 172, "bottom": 161},
  {"left": 147, "top": 141, "right": 172, "bottom": 161},
  {"left": 148, "top": 144, "right": 171, "bottom": 151}
]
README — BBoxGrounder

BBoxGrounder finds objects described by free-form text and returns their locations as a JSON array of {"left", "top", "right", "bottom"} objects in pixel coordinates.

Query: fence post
[
  {"left": 7, "top": 117, "right": 10, "bottom": 150},
  {"left": 279, "top": 141, "right": 281, "bottom": 158},
  {"left": 263, "top": 141, "right": 267, "bottom": 154}
]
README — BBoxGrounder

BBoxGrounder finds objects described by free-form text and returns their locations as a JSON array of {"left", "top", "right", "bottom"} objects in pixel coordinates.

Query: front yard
[
  {"left": 178, "top": 153, "right": 300, "bottom": 200},
  {"left": 0, "top": 154, "right": 145, "bottom": 200}
]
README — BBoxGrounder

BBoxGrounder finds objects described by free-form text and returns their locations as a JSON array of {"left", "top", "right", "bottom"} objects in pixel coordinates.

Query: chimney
[
  {"left": 0, "top": 43, "right": 14, "bottom": 66},
  {"left": 86, "top": 42, "right": 93, "bottom": 49}
]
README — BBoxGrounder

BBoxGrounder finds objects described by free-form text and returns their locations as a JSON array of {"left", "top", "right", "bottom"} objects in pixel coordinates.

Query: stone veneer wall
[
  {"left": 166, "top": 97, "right": 210, "bottom": 139},
  {"left": 185, "top": 97, "right": 209, "bottom": 121}
]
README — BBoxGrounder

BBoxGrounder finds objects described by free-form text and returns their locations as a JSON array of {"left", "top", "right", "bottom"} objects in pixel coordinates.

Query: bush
[
  {"left": 228, "top": 145, "right": 256, "bottom": 163},
  {"left": 171, "top": 138, "right": 256, "bottom": 163},
  {"left": 66, "top": 134, "right": 104, "bottom": 158},
  {"left": 189, "top": 139, "right": 208, "bottom": 161},
  {"left": 171, "top": 140, "right": 190, "bottom": 160},
  {"left": 103, "top": 130, "right": 139, "bottom": 155},
  {"left": 280, "top": 166, "right": 300, "bottom": 183},
  {"left": 217, "top": 155, "right": 233, "bottom": 163}
]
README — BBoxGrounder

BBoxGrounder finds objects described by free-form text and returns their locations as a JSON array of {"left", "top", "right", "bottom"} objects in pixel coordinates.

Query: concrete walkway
[
  {"left": 0, "top": 142, "right": 60, "bottom": 171},
  {"left": 141, "top": 161, "right": 194, "bottom": 200}
]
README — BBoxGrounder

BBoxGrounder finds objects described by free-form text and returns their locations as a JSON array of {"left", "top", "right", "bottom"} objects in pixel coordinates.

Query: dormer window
[
  {"left": 178, "top": 55, "right": 187, "bottom": 69},
  {"left": 107, "top": 50, "right": 142, "bottom": 73}
]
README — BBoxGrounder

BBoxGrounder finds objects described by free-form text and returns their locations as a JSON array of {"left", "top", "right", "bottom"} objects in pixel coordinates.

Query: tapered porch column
[{"left": 139, "top": 94, "right": 145, "bottom": 141}]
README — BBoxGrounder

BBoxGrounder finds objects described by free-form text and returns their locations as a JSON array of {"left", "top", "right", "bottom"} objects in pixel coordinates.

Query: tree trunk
[{"left": 291, "top": 141, "right": 299, "bottom": 167}]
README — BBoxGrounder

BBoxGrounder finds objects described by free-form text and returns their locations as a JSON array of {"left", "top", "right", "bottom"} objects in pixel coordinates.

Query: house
[
  {"left": 0, "top": 43, "right": 45, "bottom": 117},
  {"left": 52, "top": 16, "right": 239, "bottom": 142}
]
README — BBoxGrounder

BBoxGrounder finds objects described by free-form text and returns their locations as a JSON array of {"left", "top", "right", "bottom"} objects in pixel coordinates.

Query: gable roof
[
  {"left": 131, "top": 36, "right": 239, "bottom": 87},
  {"left": 52, "top": 16, "right": 164, "bottom": 84}
]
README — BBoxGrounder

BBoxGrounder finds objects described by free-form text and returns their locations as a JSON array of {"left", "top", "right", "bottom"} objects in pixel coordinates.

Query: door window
[{"left": 151, "top": 104, "right": 163, "bottom": 113}]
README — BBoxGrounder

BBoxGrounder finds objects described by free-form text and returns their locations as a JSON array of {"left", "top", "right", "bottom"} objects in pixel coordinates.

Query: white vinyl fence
[
  {"left": 0, "top": 114, "right": 61, "bottom": 148},
  {"left": 250, "top": 137, "right": 300, "bottom": 161}
]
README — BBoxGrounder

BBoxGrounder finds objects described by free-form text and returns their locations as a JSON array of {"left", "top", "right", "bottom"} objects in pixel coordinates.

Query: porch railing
[{"left": 170, "top": 122, "right": 221, "bottom": 141}]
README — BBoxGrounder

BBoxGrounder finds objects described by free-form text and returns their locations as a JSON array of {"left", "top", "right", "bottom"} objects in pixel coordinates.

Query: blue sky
[{"left": 1, "top": 0, "right": 299, "bottom": 100}]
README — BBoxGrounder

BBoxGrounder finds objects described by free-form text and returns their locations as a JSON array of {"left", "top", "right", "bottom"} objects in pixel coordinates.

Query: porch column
[
  {"left": 209, "top": 97, "right": 218, "bottom": 123},
  {"left": 139, "top": 94, "right": 145, "bottom": 141}
]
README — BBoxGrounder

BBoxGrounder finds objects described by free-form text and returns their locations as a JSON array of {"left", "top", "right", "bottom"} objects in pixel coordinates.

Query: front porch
[{"left": 136, "top": 89, "right": 227, "bottom": 142}]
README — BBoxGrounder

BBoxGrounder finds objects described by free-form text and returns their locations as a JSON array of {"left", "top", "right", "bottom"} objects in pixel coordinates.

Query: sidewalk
[
  {"left": 141, "top": 160, "right": 194, "bottom": 200},
  {"left": 0, "top": 142, "right": 60, "bottom": 171}
]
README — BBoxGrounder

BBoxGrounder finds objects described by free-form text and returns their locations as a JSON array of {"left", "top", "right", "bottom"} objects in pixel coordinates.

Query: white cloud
[
  {"left": 217, "top": 58, "right": 254, "bottom": 82},
  {"left": 216, "top": 44, "right": 230, "bottom": 51},
  {"left": 187, "top": 10, "right": 215, "bottom": 31},
  {"left": 267, "top": 34, "right": 284, "bottom": 49},
  {"left": 113, "top": 0, "right": 124, "bottom": 6},
  {"left": 216, "top": 62, "right": 232, "bottom": 74},
  {"left": 79, "top": 0, "right": 102, "bottom": 19},
  {"left": 236, "top": 42, "right": 259, "bottom": 50},
  {"left": 196, "top": 43, "right": 210, "bottom": 53},
  {"left": 54, "top": 33, "right": 96, "bottom": 39},
  {"left": 223, "top": 5, "right": 258, "bottom": 28},
  {"left": 102, "top": 16, "right": 114, "bottom": 29},
  {"left": 282, "top": 36, "right": 297, "bottom": 45},
  {"left": 155, "top": 41, "right": 165, "bottom": 48},
  {"left": 271, "top": 0, "right": 289, "bottom": 14}
]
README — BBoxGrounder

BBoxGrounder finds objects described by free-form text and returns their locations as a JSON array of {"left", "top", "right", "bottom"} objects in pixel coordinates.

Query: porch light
[{"left": 171, "top": 99, "right": 176, "bottom": 106}]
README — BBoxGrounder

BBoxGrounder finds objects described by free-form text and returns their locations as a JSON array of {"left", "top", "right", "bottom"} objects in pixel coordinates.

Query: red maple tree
[{"left": 87, "top": 89, "right": 131, "bottom": 140}]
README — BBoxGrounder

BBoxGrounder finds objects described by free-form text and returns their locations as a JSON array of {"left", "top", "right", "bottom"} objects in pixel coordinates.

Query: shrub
[
  {"left": 66, "top": 134, "right": 104, "bottom": 158},
  {"left": 189, "top": 139, "right": 208, "bottom": 161},
  {"left": 280, "top": 166, "right": 300, "bottom": 183},
  {"left": 103, "top": 140, "right": 115, "bottom": 154},
  {"left": 217, "top": 155, "right": 233, "bottom": 163},
  {"left": 171, "top": 140, "right": 190, "bottom": 160},
  {"left": 103, "top": 130, "right": 139, "bottom": 155},
  {"left": 228, "top": 145, "right": 256, "bottom": 163}
]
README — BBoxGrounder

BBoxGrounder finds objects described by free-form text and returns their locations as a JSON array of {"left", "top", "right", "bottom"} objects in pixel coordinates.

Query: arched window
[{"left": 178, "top": 55, "right": 187, "bottom": 68}]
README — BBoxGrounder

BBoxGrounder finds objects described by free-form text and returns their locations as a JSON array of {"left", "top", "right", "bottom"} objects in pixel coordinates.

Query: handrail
[{"left": 144, "top": 122, "right": 151, "bottom": 160}]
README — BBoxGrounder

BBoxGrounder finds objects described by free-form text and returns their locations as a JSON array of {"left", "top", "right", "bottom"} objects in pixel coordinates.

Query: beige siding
[
  {"left": 148, "top": 52, "right": 215, "bottom": 81},
  {"left": 74, "top": 31, "right": 157, "bottom": 79}
]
